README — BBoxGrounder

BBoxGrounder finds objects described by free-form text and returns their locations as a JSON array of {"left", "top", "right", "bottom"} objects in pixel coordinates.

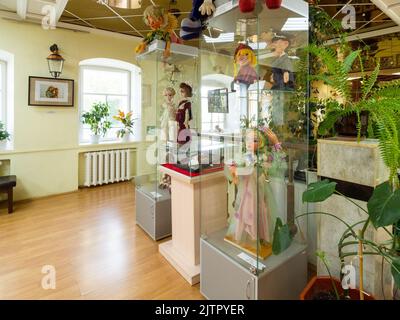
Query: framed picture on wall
[
  {"left": 208, "top": 88, "right": 228, "bottom": 113},
  {"left": 28, "top": 76, "right": 74, "bottom": 106}
]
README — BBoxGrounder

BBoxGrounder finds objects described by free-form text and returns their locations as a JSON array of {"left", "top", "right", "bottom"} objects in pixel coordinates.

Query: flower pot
[
  {"left": 300, "top": 276, "right": 375, "bottom": 300},
  {"left": 121, "top": 134, "right": 131, "bottom": 143},
  {"left": 334, "top": 111, "right": 369, "bottom": 137},
  {"left": 90, "top": 134, "right": 100, "bottom": 144},
  {"left": 239, "top": 0, "right": 256, "bottom": 13},
  {"left": 265, "top": 0, "right": 282, "bottom": 9}
]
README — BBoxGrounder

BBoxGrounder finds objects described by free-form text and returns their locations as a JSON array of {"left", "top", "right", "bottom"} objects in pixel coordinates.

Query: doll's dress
[
  {"left": 176, "top": 99, "right": 192, "bottom": 144},
  {"left": 234, "top": 64, "right": 258, "bottom": 86},
  {"left": 271, "top": 53, "right": 295, "bottom": 90},
  {"left": 225, "top": 148, "right": 287, "bottom": 248},
  {"left": 160, "top": 101, "right": 176, "bottom": 141}
]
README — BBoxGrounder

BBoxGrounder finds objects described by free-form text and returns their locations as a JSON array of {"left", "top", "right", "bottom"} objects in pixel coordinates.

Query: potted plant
[
  {"left": 273, "top": 177, "right": 400, "bottom": 300},
  {"left": 81, "top": 102, "right": 111, "bottom": 144},
  {"left": 113, "top": 110, "right": 135, "bottom": 142},
  {"left": 0, "top": 121, "right": 10, "bottom": 148}
]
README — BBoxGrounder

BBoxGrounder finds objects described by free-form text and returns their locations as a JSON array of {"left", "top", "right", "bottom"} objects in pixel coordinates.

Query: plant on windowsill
[
  {"left": 113, "top": 110, "right": 134, "bottom": 142},
  {"left": 0, "top": 121, "right": 10, "bottom": 142},
  {"left": 82, "top": 102, "right": 112, "bottom": 144}
]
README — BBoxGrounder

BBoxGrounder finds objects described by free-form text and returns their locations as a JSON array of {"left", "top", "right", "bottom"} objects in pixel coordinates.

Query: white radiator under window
[{"left": 84, "top": 149, "right": 132, "bottom": 187}]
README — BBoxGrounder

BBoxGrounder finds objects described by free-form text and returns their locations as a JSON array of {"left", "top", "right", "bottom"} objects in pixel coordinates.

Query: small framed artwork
[
  {"left": 28, "top": 76, "right": 74, "bottom": 106},
  {"left": 208, "top": 88, "right": 229, "bottom": 113}
]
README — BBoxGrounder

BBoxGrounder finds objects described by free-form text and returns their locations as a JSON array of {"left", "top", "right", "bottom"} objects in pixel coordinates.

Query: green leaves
[
  {"left": 391, "top": 258, "right": 400, "bottom": 288},
  {"left": 272, "top": 218, "right": 293, "bottom": 255},
  {"left": 82, "top": 102, "right": 112, "bottom": 137},
  {"left": 367, "top": 181, "right": 400, "bottom": 228},
  {"left": 302, "top": 180, "right": 337, "bottom": 203}
]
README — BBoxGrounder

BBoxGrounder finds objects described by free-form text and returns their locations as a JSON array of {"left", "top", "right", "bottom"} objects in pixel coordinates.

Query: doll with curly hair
[
  {"left": 224, "top": 126, "right": 287, "bottom": 258},
  {"left": 135, "top": 5, "right": 181, "bottom": 58}
]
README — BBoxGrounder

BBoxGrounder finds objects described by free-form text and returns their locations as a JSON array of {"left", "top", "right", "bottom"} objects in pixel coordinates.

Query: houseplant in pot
[
  {"left": 113, "top": 110, "right": 135, "bottom": 142},
  {"left": 272, "top": 176, "right": 400, "bottom": 300},
  {"left": 82, "top": 102, "right": 112, "bottom": 144}
]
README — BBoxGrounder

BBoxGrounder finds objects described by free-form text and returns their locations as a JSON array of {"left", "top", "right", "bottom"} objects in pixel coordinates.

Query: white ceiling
[
  {"left": 0, "top": 0, "right": 67, "bottom": 21},
  {"left": 372, "top": 0, "right": 400, "bottom": 26}
]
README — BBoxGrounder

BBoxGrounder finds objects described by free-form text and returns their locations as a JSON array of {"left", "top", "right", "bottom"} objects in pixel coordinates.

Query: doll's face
[
  {"left": 164, "top": 90, "right": 175, "bottom": 102},
  {"left": 180, "top": 88, "right": 188, "bottom": 98},
  {"left": 147, "top": 15, "right": 164, "bottom": 30},
  {"left": 245, "top": 130, "right": 258, "bottom": 152},
  {"left": 236, "top": 49, "right": 253, "bottom": 66},
  {"left": 271, "top": 39, "right": 289, "bottom": 55}
]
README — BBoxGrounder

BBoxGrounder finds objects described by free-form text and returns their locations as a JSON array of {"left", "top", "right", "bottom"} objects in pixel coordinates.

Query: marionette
[
  {"left": 233, "top": 44, "right": 258, "bottom": 87},
  {"left": 135, "top": 5, "right": 181, "bottom": 58},
  {"left": 180, "top": 0, "right": 216, "bottom": 40},
  {"left": 270, "top": 34, "right": 295, "bottom": 91},
  {"left": 224, "top": 126, "right": 287, "bottom": 258},
  {"left": 160, "top": 87, "right": 177, "bottom": 142},
  {"left": 176, "top": 83, "right": 193, "bottom": 145}
]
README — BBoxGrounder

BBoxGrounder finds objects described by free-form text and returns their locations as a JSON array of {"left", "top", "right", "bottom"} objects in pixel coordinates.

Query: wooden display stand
[{"left": 159, "top": 165, "right": 227, "bottom": 285}]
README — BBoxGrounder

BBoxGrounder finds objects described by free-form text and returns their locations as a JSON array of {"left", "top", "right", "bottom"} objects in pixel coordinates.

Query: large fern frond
[{"left": 361, "top": 61, "right": 380, "bottom": 100}]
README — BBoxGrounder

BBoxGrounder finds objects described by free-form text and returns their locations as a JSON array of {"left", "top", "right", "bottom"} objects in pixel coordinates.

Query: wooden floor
[{"left": 0, "top": 182, "right": 203, "bottom": 299}]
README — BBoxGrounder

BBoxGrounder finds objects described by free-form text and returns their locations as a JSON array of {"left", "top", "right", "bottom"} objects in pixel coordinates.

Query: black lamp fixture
[{"left": 47, "top": 44, "right": 64, "bottom": 78}]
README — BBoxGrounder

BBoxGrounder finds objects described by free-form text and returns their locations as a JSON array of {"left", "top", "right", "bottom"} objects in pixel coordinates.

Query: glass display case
[
  {"left": 135, "top": 40, "right": 199, "bottom": 240},
  {"left": 199, "top": 1, "right": 310, "bottom": 299}
]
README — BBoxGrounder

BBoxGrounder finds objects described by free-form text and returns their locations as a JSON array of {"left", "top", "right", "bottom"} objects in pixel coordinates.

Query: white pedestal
[{"left": 159, "top": 166, "right": 227, "bottom": 285}]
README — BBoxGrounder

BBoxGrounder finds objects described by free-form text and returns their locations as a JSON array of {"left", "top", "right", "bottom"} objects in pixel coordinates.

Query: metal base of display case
[
  {"left": 159, "top": 240, "right": 201, "bottom": 285},
  {"left": 135, "top": 182, "right": 171, "bottom": 241},
  {"left": 200, "top": 232, "right": 307, "bottom": 300}
]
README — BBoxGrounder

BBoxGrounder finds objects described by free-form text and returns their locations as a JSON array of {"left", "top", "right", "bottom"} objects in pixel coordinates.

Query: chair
[{"left": 0, "top": 175, "right": 16, "bottom": 213}]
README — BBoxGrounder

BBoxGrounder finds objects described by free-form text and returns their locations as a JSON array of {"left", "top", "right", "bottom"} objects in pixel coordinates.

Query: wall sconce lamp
[{"left": 47, "top": 44, "right": 65, "bottom": 78}]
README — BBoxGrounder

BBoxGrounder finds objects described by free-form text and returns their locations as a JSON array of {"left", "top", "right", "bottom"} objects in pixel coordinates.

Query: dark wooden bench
[{"left": 0, "top": 175, "right": 16, "bottom": 213}]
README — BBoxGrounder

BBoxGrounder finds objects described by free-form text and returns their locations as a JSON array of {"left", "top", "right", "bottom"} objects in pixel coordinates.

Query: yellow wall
[{"left": 0, "top": 19, "right": 142, "bottom": 201}]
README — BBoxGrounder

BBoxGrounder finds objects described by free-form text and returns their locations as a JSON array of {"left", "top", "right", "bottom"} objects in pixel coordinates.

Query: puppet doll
[
  {"left": 224, "top": 126, "right": 287, "bottom": 258},
  {"left": 180, "top": 0, "right": 216, "bottom": 40},
  {"left": 269, "top": 34, "right": 295, "bottom": 91},
  {"left": 233, "top": 44, "right": 258, "bottom": 88},
  {"left": 160, "top": 87, "right": 177, "bottom": 142},
  {"left": 176, "top": 83, "right": 193, "bottom": 145},
  {"left": 135, "top": 5, "right": 181, "bottom": 58}
]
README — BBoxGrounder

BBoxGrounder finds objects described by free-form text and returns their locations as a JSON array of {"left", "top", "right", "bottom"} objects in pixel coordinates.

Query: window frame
[
  {"left": 79, "top": 64, "right": 135, "bottom": 143},
  {"left": 0, "top": 59, "right": 7, "bottom": 125}
]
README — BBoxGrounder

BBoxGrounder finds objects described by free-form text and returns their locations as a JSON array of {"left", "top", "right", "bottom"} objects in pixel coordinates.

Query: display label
[{"left": 237, "top": 252, "right": 266, "bottom": 271}]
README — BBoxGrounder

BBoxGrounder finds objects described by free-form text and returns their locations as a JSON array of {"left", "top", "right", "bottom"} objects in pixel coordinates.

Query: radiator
[{"left": 84, "top": 149, "right": 132, "bottom": 187}]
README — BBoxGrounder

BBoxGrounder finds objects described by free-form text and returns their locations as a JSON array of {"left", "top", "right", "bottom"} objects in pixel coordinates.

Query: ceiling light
[
  {"left": 203, "top": 32, "right": 234, "bottom": 43},
  {"left": 347, "top": 76, "right": 361, "bottom": 81},
  {"left": 99, "top": 0, "right": 142, "bottom": 9},
  {"left": 281, "top": 18, "right": 308, "bottom": 31},
  {"left": 392, "top": 72, "right": 400, "bottom": 75}
]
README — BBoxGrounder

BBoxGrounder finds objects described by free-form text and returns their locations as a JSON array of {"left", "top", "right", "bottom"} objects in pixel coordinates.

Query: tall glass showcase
[
  {"left": 199, "top": 1, "right": 310, "bottom": 299},
  {"left": 135, "top": 40, "right": 199, "bottom": 241}
]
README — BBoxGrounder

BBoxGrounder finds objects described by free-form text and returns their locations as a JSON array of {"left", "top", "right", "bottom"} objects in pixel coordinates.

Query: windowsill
[
  {"left": 0, "top": 141, "right": 14, "bottom": 153},
  {"left": 79, "top": 139, "right": 141, "bottom": 147}
]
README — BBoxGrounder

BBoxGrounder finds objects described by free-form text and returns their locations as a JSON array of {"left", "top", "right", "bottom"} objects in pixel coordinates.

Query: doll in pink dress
[{"left": 224, "top": 127, "right": 287, "bottom": 258}]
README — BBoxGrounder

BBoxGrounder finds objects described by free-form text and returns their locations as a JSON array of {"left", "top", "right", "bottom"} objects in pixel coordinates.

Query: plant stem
[
  {"left": 358, "top": 229, "right": 364, "bottom": 300},
  {"left": 334, "top": 190, "right": 369, "bottom": 215}
]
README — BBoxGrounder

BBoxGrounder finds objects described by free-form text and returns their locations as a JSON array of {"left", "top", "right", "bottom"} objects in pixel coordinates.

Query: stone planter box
[{"left": 317, "top": 138, "right": 389, "bottom": 187}]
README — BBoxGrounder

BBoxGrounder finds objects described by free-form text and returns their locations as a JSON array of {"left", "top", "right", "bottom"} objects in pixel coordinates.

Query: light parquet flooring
[{"left": 0, "top": 182, "right": 203, "bottom": 300}]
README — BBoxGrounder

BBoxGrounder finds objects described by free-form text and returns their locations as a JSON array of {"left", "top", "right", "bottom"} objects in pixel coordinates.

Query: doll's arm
[{"left": 199, "top": 0, "right": 216, "bottom": 16}]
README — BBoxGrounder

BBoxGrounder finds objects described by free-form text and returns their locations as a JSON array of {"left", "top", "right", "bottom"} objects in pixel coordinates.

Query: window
[
  {"left": 0, "top": 60, "right": 6, "bottom": 124},
  {"left": 201, "top": 86, "right": 225, "bottom": 132},
  {"left": 79, "top": 59, "right": 141, "bottom": 143}
]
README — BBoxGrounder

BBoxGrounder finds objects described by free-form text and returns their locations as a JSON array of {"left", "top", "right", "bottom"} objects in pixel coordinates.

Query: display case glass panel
[
  {"left": 199, "top": 2, "right": 310, "bottom": 275},
  {"left": 135, "top": 40, "right": 200, "bottom": 195}
]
